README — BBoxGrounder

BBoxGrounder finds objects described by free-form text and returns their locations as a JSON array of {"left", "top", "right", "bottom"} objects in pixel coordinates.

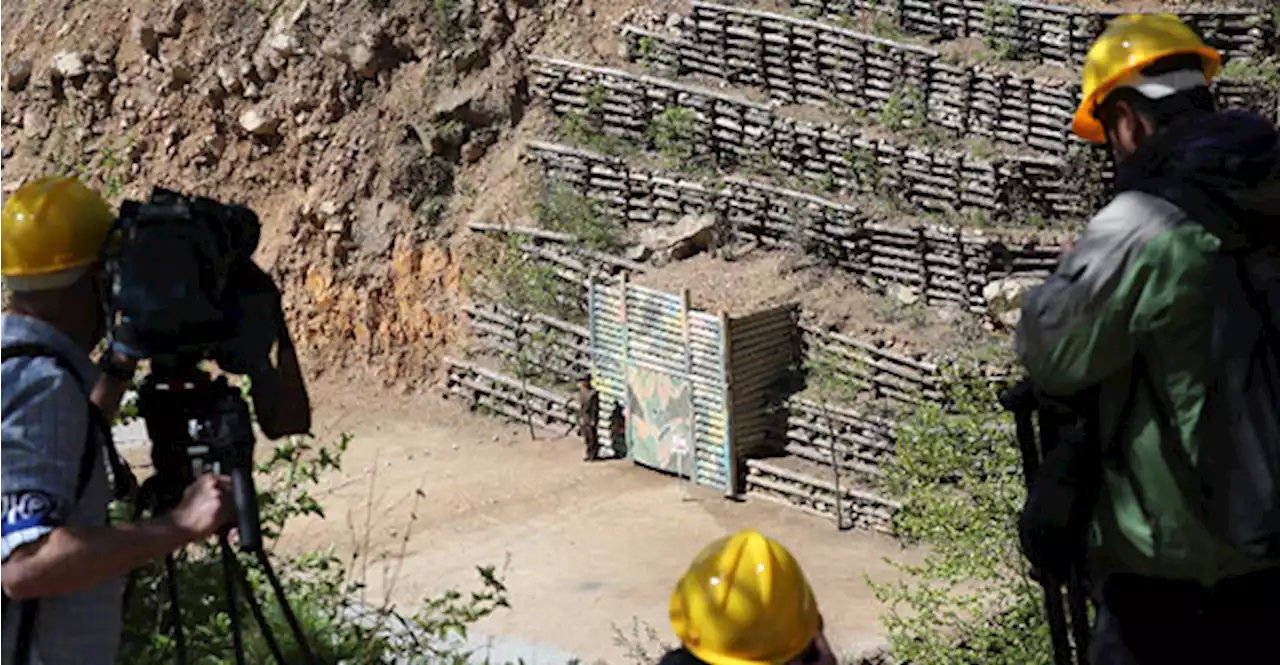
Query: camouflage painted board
[{"left": 625, "top": 363, "right": 696, "bottom": 478}]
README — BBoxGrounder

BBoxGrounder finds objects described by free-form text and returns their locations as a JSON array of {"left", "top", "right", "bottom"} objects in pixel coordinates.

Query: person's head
[
  {"left": 668, "top": 529, "right": 835, "bottom": 665},
  {"left": 1073, "top": 13, "right": 1221, "bottom": 163},
  {"left": 2, "top": 176, "right": 115, "bottom": 349}
]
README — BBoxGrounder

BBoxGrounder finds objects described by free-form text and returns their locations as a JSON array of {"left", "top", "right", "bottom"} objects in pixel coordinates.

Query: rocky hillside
[{"left": 0, "top": 0, "right": 669, "bottom": 389}]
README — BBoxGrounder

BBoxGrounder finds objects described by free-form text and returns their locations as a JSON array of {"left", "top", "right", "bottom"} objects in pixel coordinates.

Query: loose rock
[
  {"left": 347, "top": 43, "right": 377, "bottom": 77},
  {"left": 239, "top": 108, "right": 281, "bottom": 136},
  {"left": 983, "top": 276, "right": 1041, "bottom": 329},
  {"left": 6, "top": 59, "right": 33, "bottom": 92},
  {"left": 50, "top": 51, "right": 88, "bottom": 79},
  {"left": 132, "top": 19, "right": 160, "bottom": 57},
  {"left": 167, "top": 62, "right": 195, "bottom": 90},
  {"left": 267, "top": 31, "right": 299, "bottom": 58},
  {"left": 215, "top": 66, "right": 242, "bottom": 94}
]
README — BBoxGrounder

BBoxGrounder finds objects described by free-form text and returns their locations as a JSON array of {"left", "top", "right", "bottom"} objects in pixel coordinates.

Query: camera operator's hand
[{"left": 169, "top": 473, "right": 235, "bottom": 541}]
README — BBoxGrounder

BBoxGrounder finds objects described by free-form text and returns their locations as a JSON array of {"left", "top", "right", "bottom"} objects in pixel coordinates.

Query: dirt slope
[{"left": 0, "top": 0, "right": 669, "bottom": 389}]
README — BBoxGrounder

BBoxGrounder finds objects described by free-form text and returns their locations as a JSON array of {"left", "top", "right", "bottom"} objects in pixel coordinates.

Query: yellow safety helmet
[
  {"left": 2, "top": 176, "right": 115, "bottom": 291},
  {"left": 670, "top": 530, "right": 820, "bottom": 665},
  {"left": 1073, "top": 13, "right": 1221, "bottom": 144}
]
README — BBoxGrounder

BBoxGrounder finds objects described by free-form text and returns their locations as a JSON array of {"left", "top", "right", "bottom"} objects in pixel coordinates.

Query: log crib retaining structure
[
  {"left": 621, "top": 2, "right": 1278, "bottom": 159},
  {"left": 527, "top": 140, "right": 1062, "bottom": 313},
  {"left": 454, "top": 296, "right": 984, "bottom": 532},
  {"left": 529, "top": 55, "right": 1084, "bottom": 221},
  {"left": 782, "top": 0, "right": 1278, "bottom": 66}
]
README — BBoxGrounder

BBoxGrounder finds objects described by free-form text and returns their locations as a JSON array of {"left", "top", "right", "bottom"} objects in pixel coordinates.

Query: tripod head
[{"left": 137, "top": 357, "right": 265, "bottom": 551}]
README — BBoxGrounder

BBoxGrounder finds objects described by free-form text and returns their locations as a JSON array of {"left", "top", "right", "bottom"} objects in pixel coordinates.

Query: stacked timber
[
  {"left": 745, "top": 458, "right": 901, "bottom": 533},
  {"left": 783, "top": 0, "right": 1276, "bottom": 65},
  {"left": 465, "top": 301, "right": 591, "bottom": 385},
  {"left": 802, "top": 324, "right": 943, "bottom": 404},
  {"left": 527, "top": 141, "right": 1063, "bottom": 312},
  {"left": 728, "top": 305, "right": 802, "bottom": 462},
  {"left": 785, "top": 397, "right": 895, "bottom": 478},
  {"left": 529, "top": 55, "right": 1083, "bottom": 221},
  {"left": 444, "top": 357, "right": 579, "bottom": 431}
]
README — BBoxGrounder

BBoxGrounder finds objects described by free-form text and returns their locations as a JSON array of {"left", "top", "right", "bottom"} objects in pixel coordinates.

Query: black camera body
[{"left": 103, "top": 188, "right": 261, "bottom": 360}]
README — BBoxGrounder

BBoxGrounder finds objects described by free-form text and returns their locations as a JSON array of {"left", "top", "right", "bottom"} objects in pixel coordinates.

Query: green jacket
[{"left": 1015, "top": 112, "right": 1280, "bottom": 586}]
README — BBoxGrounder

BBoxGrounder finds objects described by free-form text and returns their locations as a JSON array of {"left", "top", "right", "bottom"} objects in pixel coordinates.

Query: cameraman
[
  {"left": 1015, "top": 15, "right": 1280, "bottom": 665},
  {"left": 1, "top": 177, "right": 234, "bottom": 665}
]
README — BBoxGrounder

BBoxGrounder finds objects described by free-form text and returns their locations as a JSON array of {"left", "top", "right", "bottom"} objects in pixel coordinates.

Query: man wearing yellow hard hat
[
  {"left": 1, "top": 177, "right": 233, "bottom": 664},
  {"left": 661, "top": 529, "right": 836, "bottom": 665},
  {"left": 1015, "top": 14, "right": 1280, "bottom": 665}
]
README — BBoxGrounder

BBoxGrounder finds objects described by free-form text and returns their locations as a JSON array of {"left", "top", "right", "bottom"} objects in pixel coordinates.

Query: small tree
[{"left": 869, "top": 359, "right": 1053, "bottom": 664}]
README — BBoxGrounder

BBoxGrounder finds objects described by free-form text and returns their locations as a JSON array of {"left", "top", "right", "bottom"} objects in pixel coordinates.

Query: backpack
[
  {"left": 1, "top": 343, "right": 135, "bottom": 665},
  {"left": 1138, "top": 182, "right": 1280, "bottom": 560}
]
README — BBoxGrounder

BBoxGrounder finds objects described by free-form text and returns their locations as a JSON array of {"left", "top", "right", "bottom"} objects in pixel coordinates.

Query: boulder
[
  {"left": 639, "top": 213, "right": 719, "bottom": 263},
  {"left": 6, "top": 59, "right": 33, "bottom": 92},
  {"left": 885, "top": 282, "right": 920, "bottom": 306},
  {"left": 50, "top": 51, "right": 88, "bottom": 79},
  {"left": 239, "top": 108, "right": 281, "bottom": 136},
  {"left": 347, "top": 43, "right": 377, "bottom": 77},
  {"left": 983, "top": 276, "right": 1042, "bottom": 329}
]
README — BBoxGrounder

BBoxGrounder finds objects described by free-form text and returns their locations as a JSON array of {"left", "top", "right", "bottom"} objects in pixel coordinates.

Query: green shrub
[
  {"left": 648, "top": 106, "right": 700, "bottom": 169},
  {"left": 869, "top": 362, "right": 1054, "bottom": 664},
  {"left": 533, "top": 183, "right": 624, "bottom": 252}
]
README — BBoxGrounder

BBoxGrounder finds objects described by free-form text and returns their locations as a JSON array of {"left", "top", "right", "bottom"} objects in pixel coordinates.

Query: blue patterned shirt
[{"left": 2, "top": 313, "right": 120, "bottom": 665}]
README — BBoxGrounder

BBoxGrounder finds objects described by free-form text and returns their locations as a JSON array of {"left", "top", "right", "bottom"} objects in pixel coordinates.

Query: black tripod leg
[
  {"left": 1042, "top": 579, "right": 1073, "bottom": 665},
  {"left": 219, "top": 535, "right": 248, "bottom": 665},
  {"left": 1067, "top": 567, "right": 1092, "bottom": 665},
  {"left": 253, "top": 548, "right": 319, "bottom": 664},
  {"left": 224, "top": 549, "right": 289, "bottom": 665},
  {"left": 163, "top": 555, "right": 188, "bottom": 665}
]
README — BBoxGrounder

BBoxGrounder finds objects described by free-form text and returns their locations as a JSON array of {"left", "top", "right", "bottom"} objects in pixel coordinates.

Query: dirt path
[{"left": 261, "top": 384, "right": 913, "bottom": 664}]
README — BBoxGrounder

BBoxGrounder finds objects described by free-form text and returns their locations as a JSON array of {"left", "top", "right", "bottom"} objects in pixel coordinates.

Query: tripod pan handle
[{"left": 231, "top": 467, "right": 263, "bottom": 552}]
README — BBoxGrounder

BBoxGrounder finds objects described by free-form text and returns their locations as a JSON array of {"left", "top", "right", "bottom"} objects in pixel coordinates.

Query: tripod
[
  {"left": 127, "top": 362, "right": 319, "bottom": 665},
  {"left": 999, "top": 382, "right": 1092, "bottom": 665}
]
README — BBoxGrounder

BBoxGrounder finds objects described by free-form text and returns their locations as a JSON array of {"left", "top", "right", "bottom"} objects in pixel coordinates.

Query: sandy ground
[{"left": 233, "top": 381, "right": 918, "bottom": 664}]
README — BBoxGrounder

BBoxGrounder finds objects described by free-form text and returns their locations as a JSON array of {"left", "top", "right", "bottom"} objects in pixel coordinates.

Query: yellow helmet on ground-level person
[
  {"left": 2, "top": 176, "right": 115, "bottom": 291},
  {"left": 1073, "top": 13, "right": 1221, "bottom": 144},
  {"left": 670, "top": 529, "right": 821, "bottom": 665}
]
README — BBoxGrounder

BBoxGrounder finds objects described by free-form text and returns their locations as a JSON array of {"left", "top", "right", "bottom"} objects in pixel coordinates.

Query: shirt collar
[{"left": 1, "top": 313, "right": 100, "bottom": 392}]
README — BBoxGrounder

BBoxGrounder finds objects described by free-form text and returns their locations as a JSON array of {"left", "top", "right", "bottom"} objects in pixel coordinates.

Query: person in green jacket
[{"left": 1015, "top": 14, "right": 1280, "bottom": 665}]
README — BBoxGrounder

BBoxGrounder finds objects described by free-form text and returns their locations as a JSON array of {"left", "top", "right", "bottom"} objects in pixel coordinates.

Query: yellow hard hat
[
  {"left": 2, "top": 176, "right": 115, "bottom": 291},
  {"left": 670, "top": 530, "right": 820, "bottom": 665},
  {"left": 1073, "top": 13, "right": 1221, "bottom": 144}
]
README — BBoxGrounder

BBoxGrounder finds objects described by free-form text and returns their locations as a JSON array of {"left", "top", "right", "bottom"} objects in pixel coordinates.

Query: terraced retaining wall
[
  {"left": 530, "top": 56, "right": 1086, "bottom": 221},
  {"left": 528, "top": 140, "right": 1062, "bottom": 312},
  {"left": 622, "top": 3, "right": 1279, "bottom": 158},
  {"left": 784, "top": 0, "right": 1278, "bottom": 65}
]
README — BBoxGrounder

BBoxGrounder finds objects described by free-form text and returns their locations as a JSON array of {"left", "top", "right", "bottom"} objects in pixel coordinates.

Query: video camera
[{"left": 101, "top": 187, "right": 312, "bottom": 551}]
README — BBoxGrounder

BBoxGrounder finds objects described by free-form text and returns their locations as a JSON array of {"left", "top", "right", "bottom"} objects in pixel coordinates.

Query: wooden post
[
  {"left": 719, "top": 310, "right": 736, "bottom": 496},
  {"left": 680, "top": 288, "right": 697, "bottom": 492},
  {"left": 620, "top": 273, "right": 631, "bottom": 458}
]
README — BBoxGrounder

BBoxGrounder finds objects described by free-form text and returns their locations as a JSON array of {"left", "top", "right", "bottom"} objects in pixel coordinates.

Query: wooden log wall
[
  {"left": 529, "top": 55, "right": 1085, "bottom": 221},
  {"left": 745, "top": 458, "right": 901, "bottom": 532},
  {"left": 728, "top": 304, "right": 802, "bottom": 464},
  {"left": 444, "top": 357, "right": 579, "bottom": 431},
  {"left": 622, "top": 3, "right": 1279, "bottom": 160},
  {"left": 803, "top": 323, "right": 944, "bottom": 404},
  {"left": 783, "top": 0, "right": 1278, "bottom": 65},
  {"left": 786, "top": 397, "right": 896, "bottom": 478},
  {"left": 465, "top": 301, "right": 592, "bottom": 386},
  {"left": 527, "top": 141, "right": 1062, "bottom": 312}
]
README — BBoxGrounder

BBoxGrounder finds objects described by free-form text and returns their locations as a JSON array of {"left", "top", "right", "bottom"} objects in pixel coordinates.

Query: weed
[
  {"left": 648, "top": 105, "right": 701, "bottom": 169},
  {"left": 638, "top": 35, "right": 658, "bottom": 59},
  {"left": 586, "top": 83, "right": 608, "bottom": 111},
  {"left": 434, "top": 0, "right": 459, "bottom": 36},
  {"left": 533, "top": 182, "right": 625, "bottom": 252},
  {"left": 613, "top": 618, "right": 674, "bottom": 665},
  {"left": 1220, "top": 56, "right": 1280, "bottom": 88},
  {"left": 982, "top": 0, "right": 1023, "bottom": 60},
  {"left": 879, "top": 87, "right": 909, "bottom": 131}
]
